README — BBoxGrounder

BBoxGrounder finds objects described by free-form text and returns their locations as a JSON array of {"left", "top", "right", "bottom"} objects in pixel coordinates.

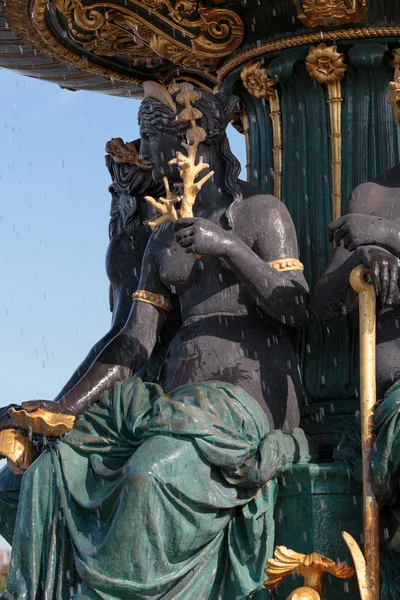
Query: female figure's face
[{"left": 139, "top": 120, "right": 183, "bottom": 183}]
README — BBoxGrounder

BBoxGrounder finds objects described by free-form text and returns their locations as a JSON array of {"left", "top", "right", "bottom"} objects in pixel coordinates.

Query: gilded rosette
[
  {"left": 305, "top": 43, "right": 348, "bottom": 84},
  {"left": 8, "top": 407, "right": 75, "bottom": 437}
]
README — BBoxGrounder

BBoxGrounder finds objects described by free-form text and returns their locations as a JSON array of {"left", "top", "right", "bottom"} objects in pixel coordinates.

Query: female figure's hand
[
  {"left": 356, "top": 245, "right": 400, "bottom": 307},
  {"left": 174, "top": 218, "right": 233, "bottom": 257}
]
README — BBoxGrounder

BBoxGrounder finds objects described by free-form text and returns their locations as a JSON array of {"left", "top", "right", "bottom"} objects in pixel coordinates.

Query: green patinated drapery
[{"left": 1, "top": 378, "right": 298, "bottom": 600}]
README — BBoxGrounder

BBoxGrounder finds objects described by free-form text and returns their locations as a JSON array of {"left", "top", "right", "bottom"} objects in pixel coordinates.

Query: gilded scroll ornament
[
  {"left": 294, "top": 0, "right": 369, "bottom": 28},
  {"left": 48, "top": 0, "right": 244, "bottom": 70},
  {"left": 306, "top": 43, "right": 347, "bottom": 221},
  {"left": 389, "top": 68, "right": 400, "bottom": 126},
  {"left": 264, "top": 545, "right": 355, "bottom": 598},
  {"left": 240, "top": 61, "right": 282, "bottom": 199}
]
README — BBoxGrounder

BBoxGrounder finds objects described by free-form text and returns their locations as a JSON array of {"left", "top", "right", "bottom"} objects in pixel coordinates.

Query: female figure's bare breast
[{"left": 151, "top": 198, "right": 303, "bottom": 431}]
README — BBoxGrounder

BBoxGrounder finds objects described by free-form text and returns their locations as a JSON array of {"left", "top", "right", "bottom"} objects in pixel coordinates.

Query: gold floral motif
[
  {"left": 389, "top": 67, "right": 400, "bottom": 126},
  {"left": 240, "top": 62, "right": 282, "bottom": 199},
  {"left": 240, "top": 61, "right": 276, "bottom": 100},
  {"left": 306, "top": 44, "right": 347, "bottom": 220},
  {"left": 265, "top": 545, "right": 355, "bottom": 596},
  {"left": 8, "top": 407, "right": 76, "bottom": 437},
  {"left": 294, "top": 0, "right": 369, "bottom": 28},
  {"left": 132, "top": 290, "right": 173, "bottom": 311},
  {"left": 305, "top": 43, "right": 348, "bottom": 84}
]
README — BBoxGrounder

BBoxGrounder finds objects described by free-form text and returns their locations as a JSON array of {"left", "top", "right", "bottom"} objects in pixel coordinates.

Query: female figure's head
[
  {"left": 138, "top": 84, "right": 243, "bottom": 226},
  {"left": 105, "top": 138, "right": 164, "bottom": 238}
]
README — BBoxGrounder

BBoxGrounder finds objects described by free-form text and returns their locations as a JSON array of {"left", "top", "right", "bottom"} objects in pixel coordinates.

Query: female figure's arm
[
  {"left": 20, "top": 247, "right": 171, "bottom": 417},
  {"left": 54, "top": 283, "right": 137, "bottom": 401},
  {"left": 174, "top": 196, "right": 309, "bottom": 327}
]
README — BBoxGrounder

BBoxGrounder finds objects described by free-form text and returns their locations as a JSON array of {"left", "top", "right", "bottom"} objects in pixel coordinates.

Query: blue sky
[{"left": 0, "top": 68, "right": 246, "bottom": 548}]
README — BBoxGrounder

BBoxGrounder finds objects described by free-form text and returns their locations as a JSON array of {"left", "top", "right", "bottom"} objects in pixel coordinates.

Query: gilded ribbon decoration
[
  {"left": 294, "top": 0, "right": 369, "bottom": 28},
  {"left": 47, "top": 0, "right": 244, "bottom": 70},
  {"left": 241, "top": 61, "right": 283, "bottom": 199},
  {"left": 264, "top": 545, "right": 355, "bottom": 599},
  {"left": 306, "top": 43, "right": 347, "bottom": 221}
]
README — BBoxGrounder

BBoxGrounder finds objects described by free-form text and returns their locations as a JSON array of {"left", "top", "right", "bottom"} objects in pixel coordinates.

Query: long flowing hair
[
  {"left": 138, "top": 91, "right": 243, "bottom": 227},
  {"left": 105, "top": 147, "right": 164, "bottom": 238}
]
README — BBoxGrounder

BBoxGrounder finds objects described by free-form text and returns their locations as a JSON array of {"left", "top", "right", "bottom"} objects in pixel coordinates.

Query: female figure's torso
[{"left": 151, "top": 189, "right": 302, "bottom": 431}]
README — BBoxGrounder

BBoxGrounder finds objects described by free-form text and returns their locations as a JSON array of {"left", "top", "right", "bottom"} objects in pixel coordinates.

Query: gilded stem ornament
[
  {"left": 240, "top": 62, "right": 282, "bottom": 199},
  {"left": 264, "top": 545, "right": 355, "bottom": 599},
  {"left": 294, "top": 0, "right": 369, "bottom": 28},
  {"left": 343, "top": 266, "right": 380, "bottom": 600},
  {"left": 306, "top": 44, "right": 347, "bottom": 221}
]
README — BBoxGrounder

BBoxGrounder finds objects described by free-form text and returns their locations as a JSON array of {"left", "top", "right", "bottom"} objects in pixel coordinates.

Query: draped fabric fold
[{"left": 2, "top": 378, "right": 297, "bottom": 600}]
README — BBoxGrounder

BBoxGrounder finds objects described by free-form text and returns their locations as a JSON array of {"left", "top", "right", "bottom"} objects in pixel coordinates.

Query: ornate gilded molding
[
  {"left": 217, "top": 27, "right": 400, "bottom": 83},
  {"left": 294, "top": 0, "right": 369, "bottom": 28},
  {"left": 4, "top": 0, "right": 143, "bottom": 86},
  {"left": 46, "top": 0, "right": 243, "bottom": 69},
  {"left": 306, "top": 43, "right": 347, "bottom": 221},
  {"left": 265, "top": 545, "right": 355, "bottom": 598},
  {"left": 241, "top": 61, "right": 282, "bottom": 199}
]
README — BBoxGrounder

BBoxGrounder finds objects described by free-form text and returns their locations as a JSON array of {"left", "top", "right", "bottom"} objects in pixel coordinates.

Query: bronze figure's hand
[
  {"left": 356, "top": 245, "right": 400, "bottom": 307},
  {"left": 0, "top": 405, "right": 20, "bottom": 431},
  {"left": 21, "top": 400, "right": 73, "bottom": 415},
  {"left": 329, "top": 214, "right": 385, "bottom": 250},
  {"left": 174, "top": 218, "right": 233, "bottom": 257}
]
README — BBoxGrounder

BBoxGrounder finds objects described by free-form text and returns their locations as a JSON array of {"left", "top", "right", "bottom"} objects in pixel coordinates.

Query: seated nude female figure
[{"left": 0, "top": 85, "right": 309, "bottom": 599}]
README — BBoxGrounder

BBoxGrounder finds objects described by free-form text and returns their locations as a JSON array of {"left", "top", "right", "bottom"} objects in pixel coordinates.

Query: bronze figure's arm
[
  {"left": 174, "top": 195, "right": 309, "bottom": 327},
  {"left": 17, "top": 249, "right": 170, "bottom": 418}
]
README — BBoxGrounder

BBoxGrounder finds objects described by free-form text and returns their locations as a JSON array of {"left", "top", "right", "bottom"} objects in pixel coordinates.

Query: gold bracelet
[
  {"left": 132, "top": 290, "right": 173, "bottom": 312},
  {"left": 268, "top": 258, "right": 304, "bottom": 273}
]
